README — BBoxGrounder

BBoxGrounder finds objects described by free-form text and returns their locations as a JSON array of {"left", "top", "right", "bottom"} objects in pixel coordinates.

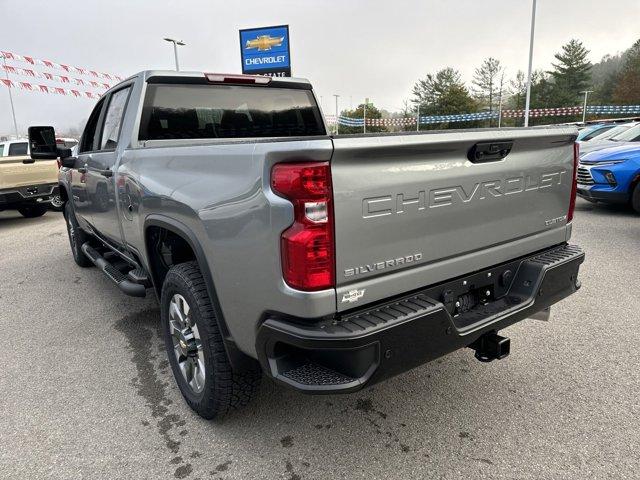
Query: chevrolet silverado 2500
[{"left": 29, "top": 71, "right": 585, "bottom": 419}]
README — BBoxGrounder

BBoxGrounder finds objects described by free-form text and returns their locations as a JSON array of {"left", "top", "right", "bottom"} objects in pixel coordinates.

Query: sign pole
[{"left": 416, "top": 105, "right": 420, "bottom": 132}]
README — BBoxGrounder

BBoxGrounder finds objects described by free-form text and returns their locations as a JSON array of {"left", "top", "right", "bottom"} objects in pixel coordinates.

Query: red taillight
[
  {"left": 568, "top": 142, "right": 579, "bottom": 223},
  {"left": 271, "top": 162, "right": 335, "bottom": 291}
]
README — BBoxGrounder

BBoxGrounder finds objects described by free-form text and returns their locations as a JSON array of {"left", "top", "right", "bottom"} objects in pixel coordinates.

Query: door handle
[{"left": 468, "top": 141, "right": 513, "bottom": 163}]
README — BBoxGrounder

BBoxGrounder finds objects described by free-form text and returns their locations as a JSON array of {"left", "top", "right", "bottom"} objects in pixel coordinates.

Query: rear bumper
[
  {"left": 256, "top": 244, "right": 584, "bottom": 393},
  {"left": 0, "top": 183, "right": 58, "bottom": 209}
]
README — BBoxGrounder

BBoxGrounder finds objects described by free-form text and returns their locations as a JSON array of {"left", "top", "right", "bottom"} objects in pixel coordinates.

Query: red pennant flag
[
  {"left": 1, "top": 78, "right": 13, "bottom": 87},
  {"left": 39, "top": 85, "right": 49, "bottom": 93}
]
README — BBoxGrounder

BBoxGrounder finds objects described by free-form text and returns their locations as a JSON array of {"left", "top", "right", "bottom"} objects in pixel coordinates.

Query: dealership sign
[{"left": 239, "top": 25, "right": 291, "bottom": 77}]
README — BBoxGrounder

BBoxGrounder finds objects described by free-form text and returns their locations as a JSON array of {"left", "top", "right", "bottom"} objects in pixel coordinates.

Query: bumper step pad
[{"left": 257, "top": 244, "right": 585, "bottom": 393}]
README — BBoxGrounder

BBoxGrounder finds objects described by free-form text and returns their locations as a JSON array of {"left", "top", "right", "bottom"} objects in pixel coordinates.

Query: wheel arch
[
  {"left": 143, "top": 215, "right": 257, "bottom": 369},
  {"left": 58, "top": 182, "right": 69, "bottom": 202}
]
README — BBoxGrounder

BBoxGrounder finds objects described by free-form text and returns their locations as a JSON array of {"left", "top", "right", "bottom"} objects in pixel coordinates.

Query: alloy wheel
[{"left": 168, "top": 293, "right": 206, "bottom": 393}]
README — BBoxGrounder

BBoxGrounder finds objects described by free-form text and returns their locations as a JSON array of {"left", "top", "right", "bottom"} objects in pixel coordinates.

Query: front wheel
[
  {"left": 49, "top": 193, "right": 65, "bottom": 212},
  {"left": 631, "top": 183, "right": 640, "bottom": 214},
  {"left": 18, "top": 204, "right": 47, "bottom": 218},
  {"left": 161, "top": 261, "right": 261, "bottom": 419}
]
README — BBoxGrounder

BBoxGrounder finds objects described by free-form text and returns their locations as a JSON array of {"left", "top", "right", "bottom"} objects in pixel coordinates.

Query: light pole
[
  {"left": 523, "top": 0, "right": 537, "bottom": 127},
  {"left": 580, "top": 90, "right": 594, "bottom": 123},
  {"left": 363, "top": 98, "right": 368, "bottom": 134},
  {"left": 163, "top": 38, "right": 186, "bottom": 71},
  {"left": 416, "top": 104, "right": 420, "bottom": 132},
  {"left": 333, "top": 94, "right": 340, "bottom": 135},
  {"left": 1, "top": 55, "right": 19, "bottom": 138}
]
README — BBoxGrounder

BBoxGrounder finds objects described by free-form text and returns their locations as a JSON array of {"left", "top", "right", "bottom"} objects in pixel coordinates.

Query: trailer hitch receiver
[{"left": 470, "top": 332, "right": 510, "bottom": 362}]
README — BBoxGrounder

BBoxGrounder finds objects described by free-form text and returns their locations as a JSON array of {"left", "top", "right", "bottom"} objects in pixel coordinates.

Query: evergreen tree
[
  {"left": 508, "top": 70, "right": 527, "bottom": 110},
  {"left": 412, "top": 68, "right": 477, "bottom": 116},
  {"left": 548, "top": 39, "right": 592, "bottom": 106},
  {"left": 613, "top": 39, "right": 640, "bottom": 104},
  {"left": 338, "top": 102, "right": 387, "bottom": 134},
  {"left": 472, "top": 57, "right": 503, "bottom": 114}
]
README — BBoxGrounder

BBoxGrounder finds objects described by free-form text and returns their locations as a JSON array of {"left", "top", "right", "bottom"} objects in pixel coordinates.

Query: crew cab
[
  {"left": 0, "top": 139, "right": 59, "bottom": 217},
  {"left": 29, "top": 71, "right": 585, "bottom": 419}
]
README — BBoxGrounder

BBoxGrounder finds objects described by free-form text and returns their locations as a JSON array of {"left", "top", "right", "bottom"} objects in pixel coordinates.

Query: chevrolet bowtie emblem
[{"left": 245, "top": 35, "right": 284, "bottom": 51}]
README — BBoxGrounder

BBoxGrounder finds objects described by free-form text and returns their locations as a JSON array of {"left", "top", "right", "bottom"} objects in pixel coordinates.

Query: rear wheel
[
  {"left": 631, "top": 183, "right": 640, "bottom": 214},
  {"left": 64, "top": 202, "right": 93, "bottom": 267},
  {"left": 18, "top": 205, "right": 47, "bottom": 218},
  {"left": 161, "top": 261, "right": 261, "bottom": 419}
]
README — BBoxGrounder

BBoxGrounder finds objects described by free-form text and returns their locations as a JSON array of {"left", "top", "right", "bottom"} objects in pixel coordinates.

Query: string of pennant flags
[
  {"left": 1, "top": 65, "right": 112, "bottom": 89},
  {"left": 326, "top": 105, "right": 640, "bottom": 126},
  {"left": 0, "top": 50, "right": 123, "bottom": 82},
  {"left": 0, "top": 78, "right": 102, "bottom": 99}
]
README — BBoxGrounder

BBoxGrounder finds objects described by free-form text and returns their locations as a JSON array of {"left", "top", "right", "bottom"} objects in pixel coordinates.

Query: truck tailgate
[
  {"left": 330, "top": 127, "right": 577, "bottom": 311},
  {"left": 0, "top": 156, "right": 58, "bottom": 190}
]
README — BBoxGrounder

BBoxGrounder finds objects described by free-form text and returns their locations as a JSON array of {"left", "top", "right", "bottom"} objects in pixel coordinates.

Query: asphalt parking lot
[{"left": 1, "top": 198, "right": 638, "bottom": 480}]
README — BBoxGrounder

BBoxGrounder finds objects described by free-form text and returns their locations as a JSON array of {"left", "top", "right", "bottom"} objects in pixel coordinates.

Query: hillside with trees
[{"left": 338, "top": 37, "right": 639, "bottom": 131}]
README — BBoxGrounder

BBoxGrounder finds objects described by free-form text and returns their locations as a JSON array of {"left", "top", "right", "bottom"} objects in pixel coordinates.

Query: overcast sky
[{"left": 1, "top": 0, "right": 639, "bottom": 135}]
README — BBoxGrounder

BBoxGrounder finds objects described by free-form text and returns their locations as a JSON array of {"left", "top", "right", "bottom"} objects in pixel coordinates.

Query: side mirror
[
  {"left": 61, "top": 156, "right": 76, "bottom": 168},
  {"left": 28, "top": 126, "right": 58, "bottom": 160}
]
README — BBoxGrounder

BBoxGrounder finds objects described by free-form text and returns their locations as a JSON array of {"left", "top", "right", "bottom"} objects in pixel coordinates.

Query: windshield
[
  {"left": 598, "top": 124, "right": 631, "bottom": 140},
  {"left": 611, "top": 124, "right": 640, "bottom": 142}
]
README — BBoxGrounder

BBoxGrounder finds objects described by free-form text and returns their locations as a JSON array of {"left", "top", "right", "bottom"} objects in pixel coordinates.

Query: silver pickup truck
[{"left": 28, "top": 71, "right": 584, "bottom": 419}]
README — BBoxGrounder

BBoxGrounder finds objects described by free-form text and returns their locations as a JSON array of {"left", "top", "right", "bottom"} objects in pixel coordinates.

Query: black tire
[
  {"left": 17, "top": 204, "right": 47, "bottom": 218},
  {"left": 161, "top": 261, "right": 261, "bottom": 419},
  {"left": 64, "top": 202, "right": 93, "bottom": 267},
  {"left": 631, "top": 183, "right": 640, "bottom": 214}
]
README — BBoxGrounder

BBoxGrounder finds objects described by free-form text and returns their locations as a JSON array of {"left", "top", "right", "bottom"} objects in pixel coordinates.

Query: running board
[{"left": 81, "top": 243, "right": 147, "bottom": 297}]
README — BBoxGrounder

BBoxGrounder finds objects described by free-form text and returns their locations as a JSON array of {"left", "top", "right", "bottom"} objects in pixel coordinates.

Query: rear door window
[
  {"left": 8, "top": 142, "right": 28, "bottom": 156},
  {"left": 139, "top": 83, "right": 325, "bottom": 140},
  {"left": 100, "top": 87, "right": 131, "bottom": 150}
]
